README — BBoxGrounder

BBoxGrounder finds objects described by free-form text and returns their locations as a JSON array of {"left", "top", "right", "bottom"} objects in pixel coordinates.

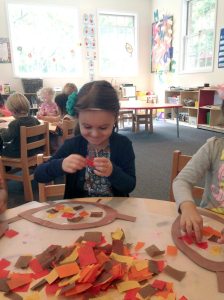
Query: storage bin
[
  {"left": 22, "top": 78, "right": 43, "bottom": 93},
  {"left": 167, "top": 96, "right": 179, "bottom": 104},
  {"left": 189, "top": 116, "right": 197, "bottom": 125}
]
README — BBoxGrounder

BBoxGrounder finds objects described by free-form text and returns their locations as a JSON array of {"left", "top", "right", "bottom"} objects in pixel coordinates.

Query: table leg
[
  {"left": 174, "top": 107, "right": 180, "bottom": 138},
  {"left": 149, "top": 109, "right": 153, "bottom": 133}
]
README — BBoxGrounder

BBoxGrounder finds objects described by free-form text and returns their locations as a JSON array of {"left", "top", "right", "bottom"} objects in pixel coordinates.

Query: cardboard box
[{"left": 189, "top": 116, "right": 197, "bottom": 125}]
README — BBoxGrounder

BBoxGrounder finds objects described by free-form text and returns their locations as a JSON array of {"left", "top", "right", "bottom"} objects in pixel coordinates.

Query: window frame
[
  {"left": 180, "top": 0, "right": 217, "bottom": 74},
  {"left": 97, "top": 10, "right": 138, "bottom": 77}
]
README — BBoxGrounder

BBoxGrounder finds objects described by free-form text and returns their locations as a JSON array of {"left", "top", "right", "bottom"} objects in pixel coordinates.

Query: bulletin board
[{"left": 151, "top": 16, "right": 173, "bottom": 73}]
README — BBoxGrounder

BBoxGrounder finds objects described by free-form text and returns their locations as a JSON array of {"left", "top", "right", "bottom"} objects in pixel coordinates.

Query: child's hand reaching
[
  {"left": 93, "top": 157, "right": 113, "bottom": 177},
  {"left": 180, "top": 201, "right": 203, "bottom": 242},
  {"left": 62, "top": 154, "right": 86, "bottom": 173}
]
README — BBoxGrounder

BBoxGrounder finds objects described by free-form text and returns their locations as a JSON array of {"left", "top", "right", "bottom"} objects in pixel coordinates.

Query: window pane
[
  {"left": 98, "top": 13, "right": 137, "bottom": 76},
  {"left": 183, "top": 0, "right": 216, "bottom": 72},
  {"left": 7, "top": 2, "right": 82, "bottom": 78}
]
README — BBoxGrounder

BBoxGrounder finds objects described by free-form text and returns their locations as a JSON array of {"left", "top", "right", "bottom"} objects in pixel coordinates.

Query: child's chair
[
  {"left": 169, "top": 150, "right": 204, "bottom": 202},
  {"left": 0, "top": 122, "right": 50, "bottom": 201},
  {"left": 37, "top": 154, "right": 65, "bottom": 202}
]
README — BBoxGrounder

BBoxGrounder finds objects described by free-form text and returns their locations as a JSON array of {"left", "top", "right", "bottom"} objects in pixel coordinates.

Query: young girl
[
  {"left": 0, "top": 93, "right": 40, "bottom": 158},
  {"left": 36, "top": 87, "right": 59, "bottom": 120},
  {"left": 173, "top": 87, "right": 224, "bottom": 243},
  {"left": 34, "top": 80, "right": 136, "bottom": 198}
]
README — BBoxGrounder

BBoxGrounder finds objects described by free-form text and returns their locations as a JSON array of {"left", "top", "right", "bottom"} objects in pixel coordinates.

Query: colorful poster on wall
[
  {"left": 0, "top": 38, "right": 11, "bottom": 63},
  {"left": 151, "top": 16, "right": 173, "bottom": 73},
  {"left": 218, "top": 28, "right": 224, "bottom": 68}
]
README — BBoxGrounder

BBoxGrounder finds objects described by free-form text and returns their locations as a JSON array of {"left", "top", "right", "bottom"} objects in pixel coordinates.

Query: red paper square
[
  {"left": 4, "top": 229, "right": 19, "bottom": 238},
  {"left": 0, "top": 269, "right": 10, "bottom": 279},
  {"left": 0, "top": 258, "right": 10, "bottom": 269},
  {"left": 78, "top": 245, "right": 97, "bottom": 267}
]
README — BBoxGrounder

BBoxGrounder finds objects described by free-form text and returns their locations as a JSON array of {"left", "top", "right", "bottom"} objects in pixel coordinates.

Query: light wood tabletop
[{"left": 0, "top": 197, "right": 223, "bottom": 300}]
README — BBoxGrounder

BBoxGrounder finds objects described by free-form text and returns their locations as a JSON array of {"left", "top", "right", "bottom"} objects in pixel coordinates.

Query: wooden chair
[
  {"left": 62, "top": 119, "right": 78, "bottom": 142},
  {"left": 133, "top": 109, "right": 153, "bottom": 132},
  {"left": 0, "top": 122, "right": 50, "bottom": 202},
  {"left": 37, "top": 154, "right": 65, "bottom": 202},
  {"left": 169, "top": 150, "right": 204, "bottom": 202},
  {"left": 118, "top": 110, "right": 134, "bottom": 131}
]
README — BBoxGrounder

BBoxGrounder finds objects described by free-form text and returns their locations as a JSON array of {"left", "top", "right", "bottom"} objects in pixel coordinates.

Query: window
[
  {"left": 181, "top": 0, "right": 217, "bottom": 73},
  {"left": 7, "top": 1, "right": 82, "bottom": 78},
  {"left": 98, "top": 12, "right": 138, "bottom": 77}
]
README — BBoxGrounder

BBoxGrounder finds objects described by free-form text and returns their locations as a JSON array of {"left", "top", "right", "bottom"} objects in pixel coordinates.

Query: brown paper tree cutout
[{"left": 19, "top": 200, "right": 136, "bottom": 230}]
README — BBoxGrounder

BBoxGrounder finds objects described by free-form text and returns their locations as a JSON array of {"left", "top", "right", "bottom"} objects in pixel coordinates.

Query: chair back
[
  {"left": 169, "top": 150, "right": 204, "bottom": 202},
  {"left": 62, "top": 119, "right": 78, "bottom": 142},
  {"left": 37, "top": 154, "right": 65, "bottom": 202},
  {"left": 0, "top": 122, "right": 50, "bottom": 202},
  {"left": 20, "top": 122, "right": 50, "bottom": 160}
]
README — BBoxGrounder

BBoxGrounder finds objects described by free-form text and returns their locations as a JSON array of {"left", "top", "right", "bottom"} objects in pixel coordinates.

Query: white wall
[
  {"left": 150, "top": 0, "right": 224, "bottom": 100},
  {"left": 0, "top": 0, "right": 151, "bottom": 92}
]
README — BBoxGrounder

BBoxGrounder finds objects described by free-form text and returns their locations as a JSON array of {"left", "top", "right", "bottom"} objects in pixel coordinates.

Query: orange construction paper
[
  {"left": 7, "top": 273, "right": 33, "bottom": 290},
  {"left": 96, "top": 251, "right": 110, "bottom": 266},
  {"left": 55, "top": 262, "right": 80, "bottom": 278},
  {"left": 202, "top": 226, "right": 221, "bottom": 237},
  {"left": 134, "top": 242, "right": 145, "bottom": 252},
  {"left": 129, "top": 265, "right": 152, "bottom": 281},
  {"left": 64, "top": 283, "right": 92, "bottom": 296},
  {"left": 167, "top": 245, "right": 178, "bottom": 256},
  {"left": 79, "top": 211, "right": 89, "bottom": 217},
  {"left": 80, "top": 264, "right": 100, "bottom": 283}
]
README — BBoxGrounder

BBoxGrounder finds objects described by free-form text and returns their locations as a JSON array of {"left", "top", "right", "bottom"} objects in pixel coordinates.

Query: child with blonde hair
[
  {"left": 62, "top": 83, "right": 78, "bottom": 95},
  {"left": 0, "top": 93, "right": 40, "bottom": 157},
  {"left": 36, "top": 87, "right": 59, "bottom": 119}
]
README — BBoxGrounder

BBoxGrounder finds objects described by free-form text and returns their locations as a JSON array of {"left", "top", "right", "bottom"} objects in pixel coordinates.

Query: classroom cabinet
[{"left": 164, "top": 88, "right": 224, "bottom": 132}]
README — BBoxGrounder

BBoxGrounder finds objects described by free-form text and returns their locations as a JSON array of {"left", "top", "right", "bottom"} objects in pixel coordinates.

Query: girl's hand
[
  {"left": 62, "top": 154, "right": 86, "bottom": 173},
  {"left": 93, "top": 157, "right": 113, "bottom": 177},
  {"left": 218, "top": 228, "right": 224, "bottom": 244},
  {"left": 180, "top": 201, "right": 203, "bottom": 242}
]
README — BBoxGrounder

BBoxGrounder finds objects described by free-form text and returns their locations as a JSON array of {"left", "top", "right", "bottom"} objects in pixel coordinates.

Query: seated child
[
  {"left": 0, "top": 173, "right": 7, "bottom": 214},
  {"left": 34, "top": 80, "right": 136, "bottom": 199},
  {"left": 36, "top": 87, "right": 59, "bottom": 120},
  {"left": 0, "top": 93, "right": 40, "bottom": 157},
  {"left": 173, "top": 86, "right": 224, "bottom": 243},
  {"left": 62, "top": 83, "right": 78, "bottom": 95}
]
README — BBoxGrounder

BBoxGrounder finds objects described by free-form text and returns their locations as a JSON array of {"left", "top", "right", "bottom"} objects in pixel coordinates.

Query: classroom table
[
  {"left": 0, "top": 116, "right": 57, "bottom": 132},
  {"left": 119, "top": 101, "right": 183, "bottom": 137},
  {"left": 0, "top": 197, "right": 224, "bottom": 300}
]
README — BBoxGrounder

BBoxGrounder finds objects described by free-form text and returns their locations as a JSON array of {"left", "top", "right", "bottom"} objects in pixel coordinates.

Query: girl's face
[
  {"left": 79, "top": 110, "right": 116, "bottom": 147},
  {"left": 41, "top": 91, "right": 53, "bottom": 102}
]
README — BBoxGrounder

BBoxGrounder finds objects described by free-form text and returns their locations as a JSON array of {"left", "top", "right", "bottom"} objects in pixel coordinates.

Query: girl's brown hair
[{"left": 75, "top": 80, "right": 120, "bottom": 117}]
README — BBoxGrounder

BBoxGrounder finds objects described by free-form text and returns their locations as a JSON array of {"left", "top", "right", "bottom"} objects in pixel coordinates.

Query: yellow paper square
[
  {"left": 117, "top": 280, "right": 140, "bottom": 293},
  {"left": 133, "top": 259, "right": 148, "bottom": 271},
  {"left": 60, "top": 247, "right": 78, "bottom": 264},
  {"left": 111, "top": 228, "right": 124, "bottom": 240},
  {"left": 23, "top": 292, "right": 40, "bottom": 300},
  {"left": 110, "top": 252, "right": 133, "bottom": 266},
  {"left": 45, "top": 268, "right": 58, "bottom": 284}
]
